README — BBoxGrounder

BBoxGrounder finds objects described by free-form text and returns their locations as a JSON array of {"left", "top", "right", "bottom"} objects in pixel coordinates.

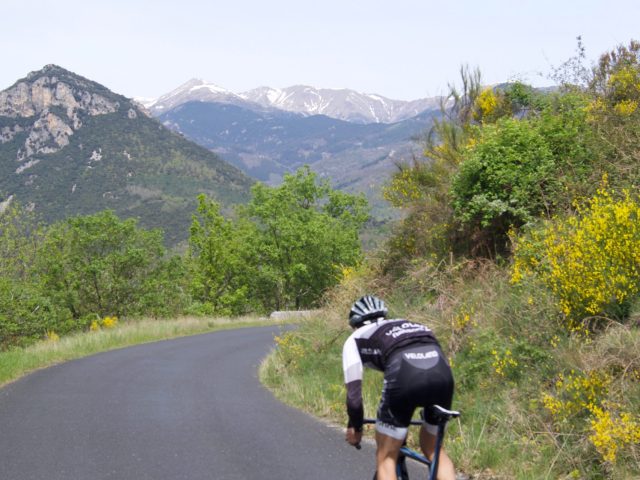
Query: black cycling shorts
[{"left": 376, "top": 343, "right": 454, "bottom": 440}]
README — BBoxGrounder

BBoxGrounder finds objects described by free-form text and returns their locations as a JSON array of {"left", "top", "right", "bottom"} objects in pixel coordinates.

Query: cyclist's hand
[{"left": 345, "top": 427, "right": 362, "bottom": 447}]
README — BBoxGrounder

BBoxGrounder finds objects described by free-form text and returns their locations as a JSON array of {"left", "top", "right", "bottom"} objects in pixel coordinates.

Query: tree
[
  {"left": 37, "top": 210, "right": 184, "bottom": 322},
  {"left": 190, "top": 167, "right": 369, "bottom": 313},
  {"left": 188, "top": 195, "right": 256, "bottom": 315},
  {"left": 242, "top": 167, "right": 368, "bottom": 310},
  {"left": 0, "top": 201, "right": 65, "bottom": 348}
]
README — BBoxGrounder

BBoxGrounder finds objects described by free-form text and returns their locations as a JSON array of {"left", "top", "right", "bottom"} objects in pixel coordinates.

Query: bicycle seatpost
[{"left": 429, "top": 422, "right": 446, "bottom": 478}]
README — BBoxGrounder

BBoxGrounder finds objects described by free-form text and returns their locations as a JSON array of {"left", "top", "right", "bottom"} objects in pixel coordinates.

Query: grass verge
[{"left": 1, "top": 315, "right": 279, "bottom": 388}]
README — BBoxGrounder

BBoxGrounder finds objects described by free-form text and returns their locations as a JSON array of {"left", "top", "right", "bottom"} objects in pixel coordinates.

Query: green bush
[
  {"left": 0, "top": 278, "right": 71, "bottom": 349},
  {"left": 36, "top": 210, "right": 187, "bottom": 321}
]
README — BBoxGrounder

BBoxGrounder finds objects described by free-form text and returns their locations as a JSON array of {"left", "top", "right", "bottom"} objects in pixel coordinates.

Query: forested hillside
[
  {"left": 0, "top": 65, "right": 253, "bottom": 245},
  {"left": 262, "top": 40, "right": 640, "bottom": 479}
]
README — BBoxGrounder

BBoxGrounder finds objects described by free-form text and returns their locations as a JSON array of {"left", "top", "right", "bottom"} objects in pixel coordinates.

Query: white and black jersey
[{"left": 342, "top": 319, "right": 441, "bottom": 432}]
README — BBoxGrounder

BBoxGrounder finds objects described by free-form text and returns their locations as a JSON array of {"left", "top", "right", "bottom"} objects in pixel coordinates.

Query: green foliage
[
  {"left": 451, "top": 118, "right": 557, "bottom": 252},
  {"left": 188, "top": 195, "right": 255, "bottom": 315},
  {"left": 190, "top": 166, "right": 369, "bottom": 313},
  {"left": 0, "top": 202, "right": 72, "bottom": 348},
  {"left": 36, "top": 210, "right": 187, "bottom": 322},
  {"left": 242, "top": 167, "right": 368, "bottom": 310},
  {"left": 0, "top": 278, "right": 69, "bottom": 349},
  {"left": 0, "top": 200, "right": 43, "bottom": 280}
]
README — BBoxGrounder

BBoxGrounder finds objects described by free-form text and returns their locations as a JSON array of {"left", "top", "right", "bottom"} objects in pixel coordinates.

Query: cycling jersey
[{"left": 342, "top": 318, "right": 442, "bottom": 433}]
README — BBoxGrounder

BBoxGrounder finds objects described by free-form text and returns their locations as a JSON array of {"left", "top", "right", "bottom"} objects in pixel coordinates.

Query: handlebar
[{"left": 353, "top": 418, "right": 424, "bottom": 449}]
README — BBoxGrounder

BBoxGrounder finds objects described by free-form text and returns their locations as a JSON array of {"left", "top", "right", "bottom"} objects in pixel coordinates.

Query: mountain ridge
[
  {"left": 157, "top": 99, "right": 441, "bottom": 218},
  {"left": 0, "top": 65, "right": 253, "bottom": 245},
  {"left": 142, "top": 79, "right": 441, "bottom": 124}
]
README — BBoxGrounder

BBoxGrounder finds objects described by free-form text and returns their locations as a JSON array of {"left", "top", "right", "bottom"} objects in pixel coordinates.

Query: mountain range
[
  {"left": 141, "top": 79, "right": 441, "bottom": 216},
  {"left": 0, "top": 65, "right": 442, "bottom": 245},
  {"left": 141, "top": 79, "right": 440, "bottom": 125}
]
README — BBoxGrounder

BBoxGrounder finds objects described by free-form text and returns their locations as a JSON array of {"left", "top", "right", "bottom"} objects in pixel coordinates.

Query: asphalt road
[{"left": 0, "top": 325, "right": 429, "bottom": 480}]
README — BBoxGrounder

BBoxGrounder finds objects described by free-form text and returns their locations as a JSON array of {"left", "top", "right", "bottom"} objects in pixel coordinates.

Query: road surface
[{"left": 0, "top": 325, "right": 429, "bottom": 479}]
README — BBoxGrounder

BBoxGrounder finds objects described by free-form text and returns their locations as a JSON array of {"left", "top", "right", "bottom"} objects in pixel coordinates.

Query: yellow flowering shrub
[
  {"left": 542, "top": 367, "right": 640, "bottom": 464},
  {"left": 542, "top": 369, "right": 611, "bottom": 420},
  {"left": 274, "top": 331, "right": 306, "bottom": 370},
  {"left": 589, "top": 406, "right": 640, "bottom": 463},
  {"left": 45, "top": 330, "right": 60, "bottom": 342},
  {"left": 101, "top": 316, "right": 118, "bottom": 329},
  {"left": 383, "top": 165, "right": 429, "bottom": 207},
  {"left": 490, "top": 347, "right": 518, "bottom": 378},
  {"left": 613, "top": 99, "right": 638, "bottom": 116},
  {"left": 474, "top": 87, "right": 499, "bottom": 121},
  {"left": 607, "top": 65, "right": 640, "bottom": 104},
  {"left": 89, "top": 316, "right": 119, "bottom": 331},
  {"left": 588, "top": 61, "right": 640, "bottom": 120},
  {"left": 512, "top": 183, "right": 640, "bottom": 327},
  {"left": 452, "top": 309, "right": 475, "bottom": 334}
]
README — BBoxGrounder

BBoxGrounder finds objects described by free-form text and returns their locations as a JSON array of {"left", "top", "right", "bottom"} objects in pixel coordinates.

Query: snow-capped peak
[
  {"left": 145, "top": 79, "right": 242, "bottom": 113},
  {"left": 148, "top": 81, "right": 441, "bottom": 124}
]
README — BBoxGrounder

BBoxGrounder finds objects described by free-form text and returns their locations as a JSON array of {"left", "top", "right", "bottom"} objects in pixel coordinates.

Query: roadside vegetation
[
  {"left": 0, "top": 315, "right": 273, "bottom": 388},
  {"left": 262, "top": 40, "right": 640, "bottom": 479},
  {"left": 0, "top": 166, "right": 366, "bottom": 350},
  {"left": 2, "top": 38, "right": 640, "bottom": 480}
]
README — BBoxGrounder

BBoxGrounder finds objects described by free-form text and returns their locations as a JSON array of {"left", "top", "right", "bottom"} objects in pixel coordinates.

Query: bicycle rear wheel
[{"left": 397, "top": 456, "right": 410, "bottom": 480}]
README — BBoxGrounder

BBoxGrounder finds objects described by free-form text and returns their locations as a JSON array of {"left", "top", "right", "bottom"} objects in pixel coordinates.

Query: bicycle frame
[{"left": 359, "top": 405, "right": 460, "bottom": 480}]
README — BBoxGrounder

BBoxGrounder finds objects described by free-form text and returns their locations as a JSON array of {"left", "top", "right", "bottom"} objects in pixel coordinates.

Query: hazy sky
[{"left": 2, "top": 0, "right": 639, "bottom": 101}]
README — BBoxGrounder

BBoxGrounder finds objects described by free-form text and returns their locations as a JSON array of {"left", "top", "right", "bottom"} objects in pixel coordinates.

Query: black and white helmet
[{"left": 348, "top": 295, "right": 388, "bottom": 329}]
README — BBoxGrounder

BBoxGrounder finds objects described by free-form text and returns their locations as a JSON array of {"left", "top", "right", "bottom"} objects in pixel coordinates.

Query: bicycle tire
[{"left": 397, "top": 455, "right": 410, "bottom": 480}]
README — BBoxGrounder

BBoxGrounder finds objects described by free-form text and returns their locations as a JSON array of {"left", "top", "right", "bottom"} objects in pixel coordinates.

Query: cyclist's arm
[{"left": 343, "top": 335, "right": 364, "bottom": 431}]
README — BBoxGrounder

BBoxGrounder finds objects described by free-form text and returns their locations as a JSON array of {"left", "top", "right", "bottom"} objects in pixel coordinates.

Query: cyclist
[{"left": 343, "top": 295, "right": 456, "bottom": 480}]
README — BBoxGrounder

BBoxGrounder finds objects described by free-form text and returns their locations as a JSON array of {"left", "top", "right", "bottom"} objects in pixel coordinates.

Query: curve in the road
[{"left": 0, "top": 325, "right": 390, "bottom": 480}]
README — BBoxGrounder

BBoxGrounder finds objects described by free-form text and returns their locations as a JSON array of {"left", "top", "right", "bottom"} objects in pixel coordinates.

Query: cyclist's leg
[
  {"left": 420, "top": 425, "right": 455, "bottom": 480},
  {"left": 409, "top": 344, "right": 455, "bottom": 480},
  {"left": 375, "top": 430, "right": 404, "bottom": 480},
  {"left": 375, "top": 350, "right": 410, "bottom": 479}
]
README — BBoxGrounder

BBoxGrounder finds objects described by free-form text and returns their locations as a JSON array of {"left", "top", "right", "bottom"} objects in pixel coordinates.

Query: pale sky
[{"left": 2, "top": 0, "right": 639, "bottom": 101}]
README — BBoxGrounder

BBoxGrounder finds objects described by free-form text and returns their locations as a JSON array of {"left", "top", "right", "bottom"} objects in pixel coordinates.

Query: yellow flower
[
  {"left": 512, "top": 182, "right": 640, "bottom": 329},
  {"left": 589, "top": 406, "right": 640, "bottom": 463},
  {"left": 45, "top": 331, "right": 60, "bottom": 342},
  {"left": 101, "top": 316, "right": 118, "bottom": 329}
]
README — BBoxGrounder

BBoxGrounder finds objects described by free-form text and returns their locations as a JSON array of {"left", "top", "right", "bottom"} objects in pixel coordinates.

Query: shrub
[
  {"left": 512, "top": 182, "right": 640, "bottom": 328},
  {"left": 36, "top": 210, "right": 184, "bottom": 321}
]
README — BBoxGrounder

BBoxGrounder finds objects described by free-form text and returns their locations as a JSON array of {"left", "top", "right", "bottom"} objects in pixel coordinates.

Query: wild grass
[{"left": 0, "top": 315, "right": 277, "bottom": 388}]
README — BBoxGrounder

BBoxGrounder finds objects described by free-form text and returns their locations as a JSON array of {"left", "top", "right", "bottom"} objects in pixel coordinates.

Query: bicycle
[{"left": 357, "top": 404, "right": 460, "bottom": 480}]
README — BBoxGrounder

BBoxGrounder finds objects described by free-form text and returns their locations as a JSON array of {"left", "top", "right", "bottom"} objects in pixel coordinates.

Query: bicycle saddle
[{"left": 425, "top": 404, "right": 461, "bottom": 425}]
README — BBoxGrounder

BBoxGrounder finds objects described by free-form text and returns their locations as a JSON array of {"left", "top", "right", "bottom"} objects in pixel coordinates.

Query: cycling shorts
[{"left": 376, "top": 343, "right": 454, "bottom": 440}]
